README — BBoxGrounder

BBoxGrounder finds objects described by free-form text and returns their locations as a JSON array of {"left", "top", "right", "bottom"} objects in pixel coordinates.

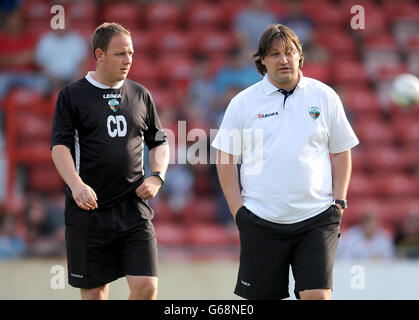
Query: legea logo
[{"left": 257, "top": 111, "right": 278, "bottom": 119}]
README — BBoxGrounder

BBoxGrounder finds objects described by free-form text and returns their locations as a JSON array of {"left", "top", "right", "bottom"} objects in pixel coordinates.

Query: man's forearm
[
  {"left": 330, "top": 149, "right": 352, "bottom": 200},
  {"left": 216, "top": 150, "right": 243, "bottom": 217},
  {"left": 51, "top": 145, "right": 83, "bottom": 189},
  {"left": 149, "top": 143, "right": 170, "bottom": 175}
]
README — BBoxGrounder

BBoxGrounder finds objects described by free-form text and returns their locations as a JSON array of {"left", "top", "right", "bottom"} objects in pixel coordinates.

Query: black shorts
[
  {"left": 64, "top": 197, "right": 157, "bottom": 289},
  {"left": 234, "top": 205, "right": 342, "bottom": 300}
]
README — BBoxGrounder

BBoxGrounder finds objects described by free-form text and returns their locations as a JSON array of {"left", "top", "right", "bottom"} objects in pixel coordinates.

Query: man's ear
[
  {"left": 261, "top": 57, "right": 265, "bottom": 66},
  {"left": 95, "top": 48, "right": 105, "bottom": 62}
]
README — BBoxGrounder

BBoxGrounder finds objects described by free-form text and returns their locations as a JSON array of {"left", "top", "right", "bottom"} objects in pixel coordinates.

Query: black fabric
[
  {"left": 51, "top": 77, "right": 167, "bottom": 209},
  {"left": 234, "top": 205, "right": 341, "bottom": 300},
  {"left": 65, "top": 197, "right": 157, "bottom": 289},
  {"left": 278, "top": 88, "right": 296, "bottom": 105}
]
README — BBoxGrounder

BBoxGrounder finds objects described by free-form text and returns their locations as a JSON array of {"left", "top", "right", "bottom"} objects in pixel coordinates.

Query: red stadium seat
[
  {"left": 5, "top": 89, "right": 46, "bottom": 114},
  {"left": 149, "top": 31, "right": 192, "bottom": 56},
  {"left": 129, "top": 56, "right": 160, "bottom": 87},
  {"left": 315, "top": 32, "right": 357, "bottom": 60},
  {"left": 376, "top": 63, "right": 409, "bottom": 82},
  {"left": 149, "top": 88, "right": 177, "bottom": 111},
  {"left": 182, "top": 198, "right": 217, "bottom": 224},
  {"left": 266, "top": 0, "right": 286, "bottom": 16},
  {"left": 185, "top": 2, "right": 224, "bottom": 31},
  {"left": 365, "top": 146, "right": 414, "bottom": 173},
  {"left": 23, "top": 0, "right": 50, "bottom": 23},
  {"left": 332, "top": 61, "right": 370, "bottom": 86},
  {"left": 340, "top": 86, "right": 381, "bottom": 118},
  {"left": 145, "top": 2, "right": 181, "bottom": 30},
  {"left": 154, "top": 222, "right": 188, "bottom": 246},
  {"left": 186, "top": 223, "right": 231, "bottom": 246},
  {"left": 27, "top": 163, "right": 64, "bottom": 192},
  {"left": 392, "top": 118, "right": 419, "bottom": 146},
  {"left": 405, "top": 35, "right": 419, "bottom": 54},
  {"left": 343, "top": 198, "right": 381, "bottom": 227},
  {"left": 151, "top": 198, "right": 177, "bottom": 223},
  {"left": 376, "top": 174, "right": 419, "bottom": 198},
  {"left": 301, "top": 63, "right": 330, "bottom": 84},
  {"left": 383, "top": 1, "right": 419, "bottom": 24},
  {"left": 190, "top": 31, "right": 238, "bottom": 57},
  {"left": 363, "top": 35, "right": 398, "bottom": 52},
  {"left": 103, "top": 2, "right": 140, "bottom": 30},
  {"left": 130, "top": 31, "right": 153, "bottom": 54},
  {"left": 15, "top": 112, "right": 51, "bottom": 144},
  {"left": 351, "top": 147, "right": 367, "bottom": 172},
  {"left": 354, "top": 119, "right": 395, "bottom": 146},
  {"left": 218, "top": 0, "right": 249, "bottom": 27},
  {"left": 378, "top": 198, "right": 419, "bottom": 227},
  {"left": 303, "top": 3, "right": 344, "bottom": 29},
  {"left": 347, "top": 173, "right": 379, "bottom": 199},
  {"left": 68, "top": 1, "right": 96, "bottom": 22},
  {"left": 157, "top": 56, "right": 194, "bottom": 88}
]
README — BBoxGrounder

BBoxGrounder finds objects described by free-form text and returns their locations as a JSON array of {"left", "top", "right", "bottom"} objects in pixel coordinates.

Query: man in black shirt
[{"left": 51, "top": 23, "right": 169, "bottom": 300}]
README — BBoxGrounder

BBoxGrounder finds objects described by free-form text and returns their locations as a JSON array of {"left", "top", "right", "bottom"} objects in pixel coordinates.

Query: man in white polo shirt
[{"left": 212, "top": 24, "right": 359, "bottom": 300}]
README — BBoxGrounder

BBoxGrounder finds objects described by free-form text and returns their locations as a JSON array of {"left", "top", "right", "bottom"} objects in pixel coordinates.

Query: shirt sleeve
[
  {"left": 328, "top": 91, "right": 360, "bottom": 154},
  {"left": 51, "top": 88, "right": 77, "bottom": 150},
  {"left": 211, "top": 97, "right": 243, "bottom": 156},
  {"left": 143, "top": 89, "right": 167, "bottom": 150}
]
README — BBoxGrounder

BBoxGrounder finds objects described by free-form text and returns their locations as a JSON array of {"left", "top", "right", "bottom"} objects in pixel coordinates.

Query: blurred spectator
[
  {"left": 24, "top": 193, "right": 65, "bottom": 258},
  {"left": 163, "top": 164, "right": 194, "bottom": 215},
  {"left": 187, "top": 55, "right": 216, "bottom": 119},
  {"left": 280, "top": 0, "right": 314, "bottom": 50},
  {"left": 336, "top": 212, "right": 395, "bottom": 260},
  {"left": 394, "top": 212, "right": 419, "bottom": 259},
  {"left": 35, "top": 27, "right": 88, "bottom": 92},
  {"left": 212, "top": 47, "right": 261, "bottom": 96},
  {"left": 0, "top": 9, "right": 49, "bottom": 101},
  {"left": 0, "top": 210, "right": 26, "bottom": 260},
  {"left": 210, "top": 85, "right": 243, "bottom": 129},
  {"left": 234, "top": 0, "right": 278, "bottom": 51}
]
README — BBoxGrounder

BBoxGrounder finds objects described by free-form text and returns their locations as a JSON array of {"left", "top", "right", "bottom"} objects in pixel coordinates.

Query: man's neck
[
  {"left": 269, "top": 73, "right": 300, "bottom": 92},
  {"left": 90, "top": 70, "right": 121, "bottom": 88}
]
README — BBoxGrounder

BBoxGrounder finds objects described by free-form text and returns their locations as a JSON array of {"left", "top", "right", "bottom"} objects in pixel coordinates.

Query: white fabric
[
  {"left": 211, "top": 72, "right": 359, "bottom": 224},
  {"left": 85, "top": 72, "right": 124, "bottom": 89}
]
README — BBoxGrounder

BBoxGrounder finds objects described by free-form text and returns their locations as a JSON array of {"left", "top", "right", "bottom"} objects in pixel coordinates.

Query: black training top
[{"left": 51, "top": 76, "right": 167, "bottom": 209}]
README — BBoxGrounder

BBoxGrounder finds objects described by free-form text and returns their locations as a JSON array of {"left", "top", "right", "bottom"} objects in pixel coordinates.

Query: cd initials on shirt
[{"left": 107, "top": 115, "right": 127, "bottom": 137}]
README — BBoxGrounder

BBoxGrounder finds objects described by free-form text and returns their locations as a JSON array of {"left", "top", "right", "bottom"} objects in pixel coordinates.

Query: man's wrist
[
  {"left": 335, "top": 203, "right": 344, "bottom": 210},
  {"left": 150, "top": 171, "right": 165, "bottom": 185}
]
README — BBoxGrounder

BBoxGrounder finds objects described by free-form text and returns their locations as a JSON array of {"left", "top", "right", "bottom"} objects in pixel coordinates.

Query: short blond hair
[{"left": 92, "top": 22, "right": 131, "bottom": 60}]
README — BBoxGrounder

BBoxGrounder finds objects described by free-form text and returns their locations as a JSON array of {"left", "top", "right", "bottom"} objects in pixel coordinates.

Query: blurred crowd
[{"left": 0, "top": 0, "right": 418, "bottom": 261}]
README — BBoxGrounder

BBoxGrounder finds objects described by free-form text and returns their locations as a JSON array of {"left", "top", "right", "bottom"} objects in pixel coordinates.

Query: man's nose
[
  {"left": 123, "top": 54, "right": 131, "bottom": 64},
  {"left": 279, "top": 54, "right": 288, "bottom": 64}
]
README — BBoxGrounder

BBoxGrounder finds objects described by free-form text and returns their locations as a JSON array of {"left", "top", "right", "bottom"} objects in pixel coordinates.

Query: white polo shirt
[{"left": 211, "top": 72, "right": 359, "bottom": 224}]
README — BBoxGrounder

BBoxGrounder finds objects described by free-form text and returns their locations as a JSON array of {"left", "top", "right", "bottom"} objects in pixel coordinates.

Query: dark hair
[
  {"left": 253, "top": 24, "right": 304, "bottom": 75},
  {"left": 92, "top": 22, "right": 131, "bottom": 60}
]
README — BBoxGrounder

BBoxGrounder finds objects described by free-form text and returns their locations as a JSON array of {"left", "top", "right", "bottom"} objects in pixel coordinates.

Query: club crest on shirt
[
  {"left": 108, "top": 99, "right": 120, "bottom": 112},
  {"left": 308, "top": 106, "right": 320, "bottom": 120}
]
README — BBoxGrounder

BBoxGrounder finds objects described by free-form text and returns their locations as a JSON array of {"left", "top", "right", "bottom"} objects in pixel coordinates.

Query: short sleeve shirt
[
  {"left": 212, "top": 72, "right": 359, "bottom": 223},
  {"left": 51, "top": 73, "right": 167, "bottom": 208}
]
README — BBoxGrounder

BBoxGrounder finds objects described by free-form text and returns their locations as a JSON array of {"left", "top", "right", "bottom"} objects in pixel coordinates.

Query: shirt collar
[
  {"left": 85, "top": 71, "right": 125, "bottom": 89},
  {"left": 261, "top": 70, "right": 307, "bottom": 95}
]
